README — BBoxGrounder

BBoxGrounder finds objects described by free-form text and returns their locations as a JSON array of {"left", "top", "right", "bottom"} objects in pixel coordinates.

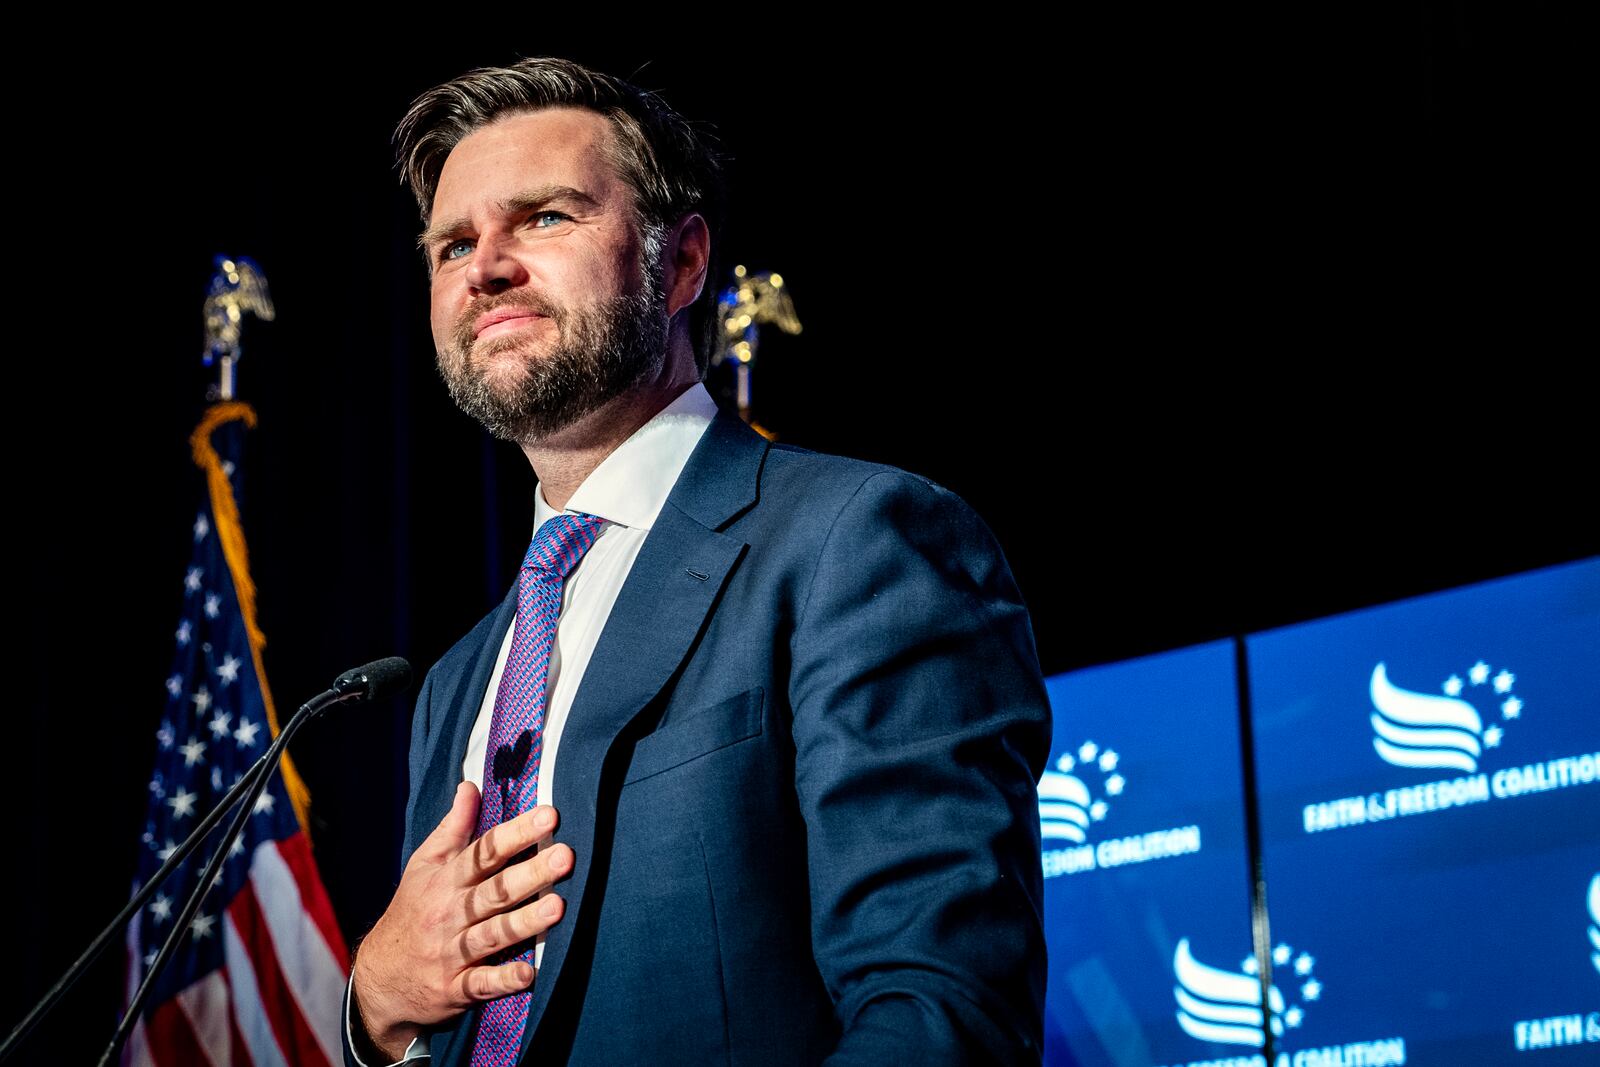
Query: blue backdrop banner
[
  {"left": 1042, "top": 641, "right": 1258, "bottom": 1067},
  {"left": 1041, "top": 557, "right": 1599, "bottom": 1066},
  {"left": 1248, "top": 557, "right": 1599, "bottom": 1064}
]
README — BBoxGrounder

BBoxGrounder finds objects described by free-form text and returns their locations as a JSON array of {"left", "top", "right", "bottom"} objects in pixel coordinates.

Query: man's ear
[{"left": 664, "top": 212, "right": 710, "bottom": 319}]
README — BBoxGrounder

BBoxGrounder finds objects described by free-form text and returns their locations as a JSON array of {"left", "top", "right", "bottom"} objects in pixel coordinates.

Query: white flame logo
[
  {"left": 1370, "top": 663, "right": 1484, "bottom": 773},
  {"left": 1588, "top": 874, "right": 1599, "bottom": 976},
  {"left": 1038, "top": 742, "right": 1120, "bottom": 843},
  {"left": 1173, "top": 939, "right": 1284, "bottom": 1046},
  {"left": 1039, "top": 770, "right": 1092, "bottom": 843}
]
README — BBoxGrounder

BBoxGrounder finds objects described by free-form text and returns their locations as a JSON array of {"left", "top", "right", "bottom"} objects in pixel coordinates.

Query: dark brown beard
[{"left": 436, "top": 251, "right": 669, "bottom": 444}]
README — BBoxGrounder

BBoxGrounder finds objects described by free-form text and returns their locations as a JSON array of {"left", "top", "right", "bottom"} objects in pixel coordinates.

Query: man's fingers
[
  {"left": 461, "top": 894, "right": 565, "bottom": 963},
  {"left": 461, "top": 804, "right": 558, "bottom": 880},
  {"left": 465, "top": 844, "right": 574, "bottom": 922},
  {"left": 453, "top": 960, "right": 536, "bottom": 1004},
  {"left": 413, "top": 781, "right": 481, "bottom": 864}
]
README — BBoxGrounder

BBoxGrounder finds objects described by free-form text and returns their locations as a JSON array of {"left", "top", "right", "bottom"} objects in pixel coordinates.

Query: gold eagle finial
[
  {"left": 714, "top": 266, "right": 802, "bottom": 436},
  {"left": 202, "top": 255, "right": 276, "bottom": 400}
]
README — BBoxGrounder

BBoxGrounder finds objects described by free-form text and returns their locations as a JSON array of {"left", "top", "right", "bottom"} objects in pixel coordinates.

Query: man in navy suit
[{"left": 346, "top": 57, "right": 1051, "bottom": 1066}]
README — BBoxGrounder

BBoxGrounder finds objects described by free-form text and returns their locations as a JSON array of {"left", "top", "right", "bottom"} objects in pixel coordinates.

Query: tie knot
[{"left": 522, "top": 512, "right": 606, "bottom": 580}]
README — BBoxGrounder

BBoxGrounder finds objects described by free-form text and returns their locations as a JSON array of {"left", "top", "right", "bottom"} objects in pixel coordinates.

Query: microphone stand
[
  {"left": 93, "top": 682, "right": 360, "bottom": 1067},
  {"left": 0, "top": 658, "right": 408, "bottom": 1066},
  {"left": 0, "top": 755, "right": 270, "bottom": 1062}
]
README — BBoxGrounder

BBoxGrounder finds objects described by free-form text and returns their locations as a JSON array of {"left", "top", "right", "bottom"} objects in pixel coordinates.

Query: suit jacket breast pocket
[{"left": 622, "top": 686, "right": 765, "bottom": 785}]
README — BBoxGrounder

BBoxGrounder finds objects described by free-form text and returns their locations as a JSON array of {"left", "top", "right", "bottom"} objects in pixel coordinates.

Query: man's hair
[{"left": 394, "top": 56, "right": 728, "bottom": 377}]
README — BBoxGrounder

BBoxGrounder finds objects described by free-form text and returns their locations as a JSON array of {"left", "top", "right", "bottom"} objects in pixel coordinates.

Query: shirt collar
[{"left": 532, "top": 381, "right": 720, "bottom": 534}]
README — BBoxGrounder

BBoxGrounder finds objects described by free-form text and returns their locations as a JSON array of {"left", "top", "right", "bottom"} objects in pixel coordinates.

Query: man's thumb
[{"left": 418, "top": 780, "right": 480, "bottom": 859}]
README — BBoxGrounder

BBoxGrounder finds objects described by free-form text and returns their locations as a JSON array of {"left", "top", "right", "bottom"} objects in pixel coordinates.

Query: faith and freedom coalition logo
[
  {"left": 1172, "top": 939, "right": 1316, "bottom": 1045},
  {"left": 1039, "top": 740, "right": 1123, "bottom": 844},
  {"left": 1302, "top": 659, "right": 1598, "bottom": 834},
  {"left": 1157, "top": 939, "right": 1406, "bottom": 1067},
  {"left": 1369, "top": 660, "right": 1517, "bottom": 773},
  {"left": 1038, "top": 740, "right": 1202, "bottom": 879}
]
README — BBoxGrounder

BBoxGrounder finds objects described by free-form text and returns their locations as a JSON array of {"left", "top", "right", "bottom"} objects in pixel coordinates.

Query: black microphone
[
  {"left": 331, "top": 656, "right": 414, "bottom": 705},
  {"left": 0, "top": 658, "right": 413, "bottom": 1066}
]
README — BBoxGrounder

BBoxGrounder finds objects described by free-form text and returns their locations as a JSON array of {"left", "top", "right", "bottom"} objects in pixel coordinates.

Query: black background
[{"left": 10, "top": 9, "right": 1592, "bottom": 1062}]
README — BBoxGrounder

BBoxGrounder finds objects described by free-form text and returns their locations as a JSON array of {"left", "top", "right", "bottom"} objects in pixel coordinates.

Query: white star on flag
[
  {"left": 149, "top": 894, "right": 172, "bottom": 923},
  {"left": 184, "top": 567, "right": 203, "bottom": 593},
  {"left": 191, "top": 687, "right": 213, "bottom": 715},
  {"left": 156, "top": 839, "right": 178, "bottom": 862},
  {"left": 207, "top": 710, "right": 232, "bottom": 738},
  {"left": 1294, "top": 953, "right": 1315, "bottom": 976},
  {"left": 1285, "top": 1006, "right": 1304, "bottom": 1028},
  {"left": 1105, "top": 774, "right": 1125, "bottom": 796},
  {"left": 167, "top": 788, "right": 197, "bottom": 819},
  {"left": 193, "top": 514, "right": 209, "bottom": 541},
  {"left": 1483, "top": 725, "right": 1503, "bottom": 747},
  {"left": 190, "top": 912, "right": 216, "bottom": 941},
  {"left": 211, "top": 766, "right": 223, "bottom": 791},
  {"left": 143, "top": 949, "right": 159, "bottom": 969},
  {"left": 234, "top": 719, "right": 261, "bottom": 748},
  {"left": 1442, "top": 675, "right": 1464, "bottom": 697},
  {"left": 1273, "top": 943, "right": 1291, "bottom": 966},
  {"left": 165, "top": 674, "right": 183, "bottom": 697},
  {"left": 1502, "top": 696, "right": 1523, "bottom": 719},
  {"left": 156, "top": 722, "right": 175, "bottom": 749},
  {"left": 1242, "top": 957, "right": 1259, "bottom": 975},
  {"left": 1469, "top": 661, "right": 1491, "bottom": 685},
  {"left": 175, "top": 620, "right": 192, "bottom": 646},
  {"left": 1302, "top": 978, "right": 1322, "bottom": 1001},
  {"left": 148, "top": 776, "right": 164, "bottom": 799},
  {"left": 1056, "top": 754, "right": 1075, "bottom": 773},
  {"left": 1493, "top": 669, "right": 1515, "bottom": 694},
  {"left": 1089, "top": 800, "right": 1107, "bottom": 821},
  {"left": 229, "top": 836, "right": 247, "bottom": 858},
  {"left": 179, "top": 737, "right": 207, "bottom": 767},
  {"left": 1078, "top": 741, "right": 1099, "bottom": 763},
  {"left": 216, "top": 654, "right": 242, "bottom": 685},
  {"left": 204, "top": 593, "right": 221, "bottom": 619},
  {"left": 1098, "top": 750, "right": 1119, "bottom": 772},
  {"left": 253, "top": 792, "right": 275, "bottom": 816}
]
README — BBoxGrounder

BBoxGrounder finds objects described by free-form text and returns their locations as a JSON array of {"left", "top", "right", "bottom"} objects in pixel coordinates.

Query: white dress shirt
[{"left": 348, "top": 381, "right": 719, "bottom": 1065}]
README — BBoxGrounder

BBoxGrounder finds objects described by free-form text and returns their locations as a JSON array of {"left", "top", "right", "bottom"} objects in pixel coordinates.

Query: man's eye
[{"left": 437, "top": 212, "right": 566, "bottom": 264}]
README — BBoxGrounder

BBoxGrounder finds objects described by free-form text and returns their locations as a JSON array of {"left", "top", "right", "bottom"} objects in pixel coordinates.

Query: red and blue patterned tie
[{"left": 470, "top": 511, "right": 605, "bottom": 1067}]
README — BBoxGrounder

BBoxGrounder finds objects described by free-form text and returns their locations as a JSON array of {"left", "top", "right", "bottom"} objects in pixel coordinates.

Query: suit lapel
[
  {"left": 516, "top": 409, "right": 767, "bottom": 1055},
  {"left": 411, "top": 581, "right": 519, "bottom": 862}
]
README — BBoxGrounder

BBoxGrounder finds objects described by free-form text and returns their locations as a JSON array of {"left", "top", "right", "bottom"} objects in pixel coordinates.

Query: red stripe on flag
[
  {"left": 146, "top": 996, "right": 214, "bottom": 1067},
  {"left": 226, "top": 883, "right": 334, "bottom": 1067},
  {"left": 273, "top": 832, "right": 351, "bottom": 966}
]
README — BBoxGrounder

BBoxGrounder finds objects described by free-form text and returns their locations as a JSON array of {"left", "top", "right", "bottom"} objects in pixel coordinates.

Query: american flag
[{"left": 124, "top": 405, "right": 349, "bottom": 1067}]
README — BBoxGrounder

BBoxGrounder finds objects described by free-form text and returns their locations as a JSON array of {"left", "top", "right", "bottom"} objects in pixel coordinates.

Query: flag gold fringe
[{"left": 189, "top": 403, "right": 313, "bottom": 834}]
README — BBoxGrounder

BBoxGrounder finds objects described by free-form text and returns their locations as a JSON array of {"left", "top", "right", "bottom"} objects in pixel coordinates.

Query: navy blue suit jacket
[{"left": 354, "top": 410, "right": 1050, "bottom": 1065}]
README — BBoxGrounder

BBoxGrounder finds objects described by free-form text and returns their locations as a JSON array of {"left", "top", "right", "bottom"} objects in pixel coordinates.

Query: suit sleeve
[{"left": 788, "top": 470, "right": 1052, "bottom": 1065}]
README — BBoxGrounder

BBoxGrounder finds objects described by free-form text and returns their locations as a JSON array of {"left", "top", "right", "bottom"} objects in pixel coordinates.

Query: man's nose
[{"left": 465, "top": 231, "right": 528, "bottom": 293}]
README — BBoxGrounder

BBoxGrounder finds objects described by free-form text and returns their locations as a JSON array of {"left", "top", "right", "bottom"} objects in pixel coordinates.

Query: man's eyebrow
[{"left": 417, "top": 186, "right": 604, "bottom": 251}]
